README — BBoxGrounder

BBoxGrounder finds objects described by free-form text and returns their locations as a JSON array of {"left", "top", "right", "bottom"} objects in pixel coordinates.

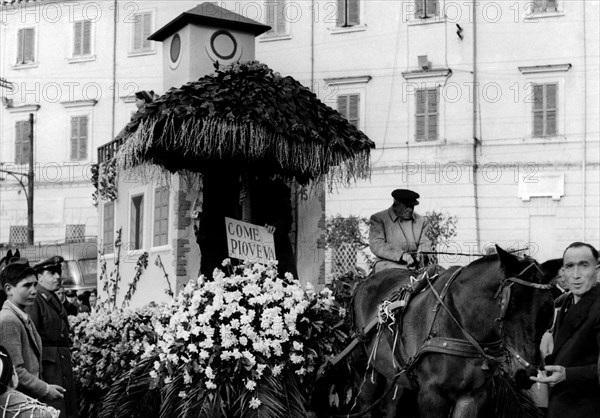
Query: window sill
[
  {"left": 150, "top": 244, "right": 172, "bottom": 252},
  {"left": 524, "top": 11, "right": 565, "bottom": 20},
  {"left": 412, "top": 138, "right": 445, "bottom": 146},
  {"left": 64, "top": 159, "right": 91, "bottom": 165},
  {"left": 259, "top": 33, "right": 292, "bottom": 42},
  {"left": 408, "top": 16, "right": 445, "bottom": 26},
  {"left": 330, "top": 24, "right": 367, "bottom": 35},
  {"left": 128, "top": 49, "right": 157, "bottom": 58},
  {"left": 67, "top": 55, "right": 96, "bottom": 64},
  {"left": 11, "top": 62, "right": 38, "bottom": 70}
]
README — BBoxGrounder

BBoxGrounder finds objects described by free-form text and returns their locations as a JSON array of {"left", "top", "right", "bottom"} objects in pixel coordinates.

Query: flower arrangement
[
  {"left": 144, "top": 260, "right": 348, "bottom": 417},
  {"left": 70, "top": 304, "right": 161, "bottom": 417},
  {"left": 91, "top": 159, "right": 118, "bottom": 207}
]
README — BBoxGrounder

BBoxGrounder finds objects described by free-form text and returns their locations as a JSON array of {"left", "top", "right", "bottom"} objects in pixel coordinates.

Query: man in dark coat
[
  {"left": 26, "top": 256, "right": 78, "bottom": 418},
  {"left": 531, "top": 242, "right": 600, "bottom": 418}
]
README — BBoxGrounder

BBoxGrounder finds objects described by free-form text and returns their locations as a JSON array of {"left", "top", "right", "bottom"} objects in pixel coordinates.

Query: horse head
[{"left": 495, "top": 245, "right": 560, "bottom": 389}]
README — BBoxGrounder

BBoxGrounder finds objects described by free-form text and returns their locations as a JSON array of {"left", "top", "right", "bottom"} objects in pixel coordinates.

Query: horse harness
[{"left": 379, "top": 262, "right": 552, "bottom": 380}]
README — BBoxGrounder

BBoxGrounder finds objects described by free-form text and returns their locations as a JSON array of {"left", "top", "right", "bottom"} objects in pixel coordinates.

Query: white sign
[{"left": 225, "top": 217, "right": 276, "bottom": 263}]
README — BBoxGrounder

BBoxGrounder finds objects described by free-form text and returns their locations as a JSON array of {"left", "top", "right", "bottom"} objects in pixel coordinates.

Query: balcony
[{"left": 98, "top": 137, "right": 125, "bottom": 164}]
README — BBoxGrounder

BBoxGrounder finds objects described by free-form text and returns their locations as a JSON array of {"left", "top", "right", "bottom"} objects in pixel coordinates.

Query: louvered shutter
[
  {"left": 415, "top": 0, "right": 424, "bottom": 17},
  {"left": 15, "top": 121, "right": 24, "bottom": 164},
  {"left": 337, "top": 0, "right": 346, "bottom": 26},
  {"left": 17, "top": 29, "right": 24, "bottom": 63},
  {"left": 103, "top": 202, "right": 114, "bottom": 254},
  {"left": 79, "top": 116, "right": 88, "bottom": 159},
  {"left": 70, "top": 117, "right": 79, "bottom": 160},
  {"left": 21, "top": 121, "right": 31, "bottom": 164},
  {"left": 142, "top": 13, "right": 152, "bottom": 49},
  {"left": 348, "top": 94, "right": 359, "bottom": 128},
  {"left": 425, "top": 0, "right": 437, "bottom": 16},
  {"left": 266, "top": 2, "right": 275, "bottom": 34},
  {"left": 74, "top": 22, "right": 82, "bottom": 55},
  {"left": 23, "top": 28, "right": 35, "bottom": 63},
  {"left": 427, "top": 89, "right": 438, "bottom": 140},
  {"left": 83, "top": 21, "right": 92, "bottom": 55},
  {"left": 533, "top": 85, "right": 544, "bottom": 136},
  {"left": 337, "top": 95, "right": 348, "bottom": 118},
  {"left": 416, "top": 90, "right": 426, "bottom": 140},
  {"left": 276, "top": 1, "right": 286, "bottom": 34},
  {"left": 546, "top": 84, "right": 557, "bottom": 135},
  {"left": 348, "top": 0, "right": 360, "bottom": 25}
]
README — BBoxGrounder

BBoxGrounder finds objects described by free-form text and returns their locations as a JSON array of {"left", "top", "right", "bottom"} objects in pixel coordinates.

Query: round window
[
  {"left": 209, "top": 30, "right": 237, "bottom": 60},
  {"left": 170, "top": 33, "right": 181, "bottom": 63}
]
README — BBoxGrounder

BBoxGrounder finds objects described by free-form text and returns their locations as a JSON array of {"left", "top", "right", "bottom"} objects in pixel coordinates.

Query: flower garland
[{"left": 91, "top": 159, "right": 118, "bottom": 207}]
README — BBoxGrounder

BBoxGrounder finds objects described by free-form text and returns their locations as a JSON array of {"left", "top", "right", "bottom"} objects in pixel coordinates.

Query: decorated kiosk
[{"left": 95, "top": 3, "right": 374, "bottom": 308}]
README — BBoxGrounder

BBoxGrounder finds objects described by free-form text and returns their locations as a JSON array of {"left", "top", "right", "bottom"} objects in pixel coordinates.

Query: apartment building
[{"left": 1, "top": 0, "right": 598, "bottom": 267}]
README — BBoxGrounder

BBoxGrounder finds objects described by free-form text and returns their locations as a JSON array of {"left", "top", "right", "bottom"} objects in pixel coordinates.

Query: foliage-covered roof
[{"left": 115, "top": 61, "right": 374, "bottom": 186}]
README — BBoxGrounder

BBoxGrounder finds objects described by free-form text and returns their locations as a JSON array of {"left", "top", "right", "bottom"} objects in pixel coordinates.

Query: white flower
[
  {"left": 272, "top": 364, "right": 283, "bottom": 376},
  {"left": 245, "top": 380, "right": 257, "bottom": 391},
  {"left": 249, "top": 397, "right": 262, "bottom": 409}
]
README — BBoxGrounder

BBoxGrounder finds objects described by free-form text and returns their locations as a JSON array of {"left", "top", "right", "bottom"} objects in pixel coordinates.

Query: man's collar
[
  {"left": 388, "top": 206, "right": 416, "bottom": 223},
  {"left": 5, "top": 299, "right": 29, "bottom": 322}
]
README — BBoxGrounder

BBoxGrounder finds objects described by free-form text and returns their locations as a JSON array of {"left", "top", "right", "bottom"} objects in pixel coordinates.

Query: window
[
  {"left": 533, "top": 83, "right": 557, "bottom": 137},
  {"left": 265, "top": 0, "right": 287, "bottom": 36},
  {"left": 153, "top": 187, "right": 169, "bottom": 247},
  {"left": 73, "top": 20, "right": 92, "bottom": 57},
  {"left": 14, "top": 120, "right": 31, "bottom": 165},
  {"left": 337, "top": 0, "right": 360, "bottom": 27},
  {"left": 415, "top": 88, "right": 438, "bottom": 141},
  {"left": 103, "top": 202, "right": 114, "bottom": 254},
  {"left": 130, "top": 194, "right": 144, "bottom": 250},
  {"left": 66, "top": 224, "right": 86, "bottom": 243},
  {"left": 415, "top": 0, "right": 439, "bottom": 18},
  {"left": 132, "top": 12, "right": 153, "bottom": 52},
  {"left": 9, "top": 226, "right": 27, "bottom": 245},
  {"left": 532, "top": 0, "right": 558, "bottom": 13},
  {"left": 337, "top": 94, "right": 360, "bottom": 128},
  {"left": 70, "top": 115, "right": 88, "bottom": 161},
  {"left": 16, "top": 28, "right": 35, "bottom": 64}
]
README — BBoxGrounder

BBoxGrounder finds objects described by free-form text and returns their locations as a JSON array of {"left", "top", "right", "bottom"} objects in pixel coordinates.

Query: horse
[{"left": 350, "top": 246, "right": 561, "bottom": 417}]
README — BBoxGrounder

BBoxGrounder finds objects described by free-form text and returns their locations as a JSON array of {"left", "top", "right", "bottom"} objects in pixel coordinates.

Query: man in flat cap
[
  {"left": 368, "top": 189, "right": 432, "bottom": 273},
  {"left": 26, "top": 256, "right": 77, "bottom": 418}
]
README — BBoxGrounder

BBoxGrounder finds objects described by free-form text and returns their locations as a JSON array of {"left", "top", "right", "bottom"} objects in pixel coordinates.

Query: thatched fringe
[{"left": 115, "top": 114, "right": 371, "bottom": 188}]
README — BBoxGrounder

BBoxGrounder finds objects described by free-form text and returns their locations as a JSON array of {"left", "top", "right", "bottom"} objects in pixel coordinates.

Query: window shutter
[
  {"left": 337, "top": 0, "right": 346, "bottom": 26},
  {"left": 425, "top": 0, "right": 437, "bottom": 16},
  {"left": 266, "top": 2, "right": 275, "bottom": 32},
  {"left": 79, "top": 116, "right": 88, "bottom": 160},
  {"left": 154, "top": 187, "right": 169, "bottom": 246},
  {"left": 133, "top": 15, "right": 143, "bottom": 50},
  {"left": 17, "top": 29, "right": 24, "bottom": 63},
  {"left": 546, "top": 83, "right": 557, "bottom": 110},
  {"left": 546, "top": 0, "right": 557, "bottom": 11},
  {"left": 142, "top": 13, "right": 152, "bottom": 49},
  {"left": 348, "top": 0, "right": 360, "bottom": 25},
  {"left": 532, "top": 0, "right": 544, "bottom": 12},
  {"left": 24, "top": 28, "right": 34, "bottom": 63},
  {"left": 415, "top": 0, "right": 424, "bottom": 17},
  {"left": 82, "top": 21, "right": 92, "bottom": 55},
  {"left": 416, "top": 89, "right": 426, "bottom": 114},
  {"left": 74, "top": 22, "right": 82, "bottom": 55},
  {"left": 348, "top": 94, "right": 359, "bottom": 128},
  {"left": 70, "top": 117, "right": 79, "bottom": 160},
  {"left": 21, "top": 122, "right": 31, "bottom": 164},
  {"left": 416, "top": 116, "right": 425, "bottom": 140},
  {"left": 15, "top": 121, "right": 23, "bottom": 164},
  {"left": 533, "top": 84, "right": 543, "bottom": 110},
  {"left": 276, "top": 0, "right": 286, "bottom": 34},
  {"left": 337, "top": 95, "right": 348, "bottom": 118},
  {"left": 103, "top": 202, "right": 114, "bottom": 254},
  {"left": 427, "top": 89, "right": 438, "bottom": 140}
]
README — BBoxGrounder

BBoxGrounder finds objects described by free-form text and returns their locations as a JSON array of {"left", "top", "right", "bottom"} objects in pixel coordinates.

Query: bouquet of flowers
[
  {"left": 70, "top": 305, "right": 160, "bottom": 416},
  {"left": 146, "top": 260, "right": 348, "bottom": 418}
]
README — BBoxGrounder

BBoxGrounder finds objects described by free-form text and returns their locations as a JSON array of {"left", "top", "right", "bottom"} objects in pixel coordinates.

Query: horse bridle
[{"left": 494, "top": 262, "right": 552, "bottom": 371}]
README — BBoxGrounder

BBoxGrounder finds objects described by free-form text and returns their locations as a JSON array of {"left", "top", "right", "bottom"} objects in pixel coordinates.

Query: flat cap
[
  {"left": 33, "top": 255, "right": 64, "bottom": 274},
  {"left": 65, "top": 290, "right": 77, "bottom": 297},
  {"left": 391, "top": 189, "right": 420, "bottom": 205}
]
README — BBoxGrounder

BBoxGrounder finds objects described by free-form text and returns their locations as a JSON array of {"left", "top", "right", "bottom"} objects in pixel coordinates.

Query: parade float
[{"left": 81, "top": 3, "right": 374, "bottom": 417}]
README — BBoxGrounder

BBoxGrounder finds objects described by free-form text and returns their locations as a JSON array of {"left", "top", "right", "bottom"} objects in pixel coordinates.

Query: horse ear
[
  {"left": 13, "top": 249, "right": 20, "bottom": 258},
  {"left": 496, "top": 245, "right": 521, "bottom": 275},
  {"left": 6, "top": 250, "right": 13, "bottom": 260},
  {"left": 540, "top": 258, "right": 563, "bottom": 283}
]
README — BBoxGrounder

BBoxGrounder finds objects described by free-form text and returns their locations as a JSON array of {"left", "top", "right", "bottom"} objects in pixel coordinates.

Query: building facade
[{"left": 1, "top": 0, "right": 598, "bottom": 273}]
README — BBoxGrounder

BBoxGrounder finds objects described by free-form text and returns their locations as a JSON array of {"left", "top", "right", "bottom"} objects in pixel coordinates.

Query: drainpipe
[
  {"left": 581, "top": 0, "right": 587, "bottom": 240},
  {"left": 111, "top": 0, "right": 117, "bottom": 140},
  {"left": 472, "top": 0, "right": 481, "bottom": 250}
]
